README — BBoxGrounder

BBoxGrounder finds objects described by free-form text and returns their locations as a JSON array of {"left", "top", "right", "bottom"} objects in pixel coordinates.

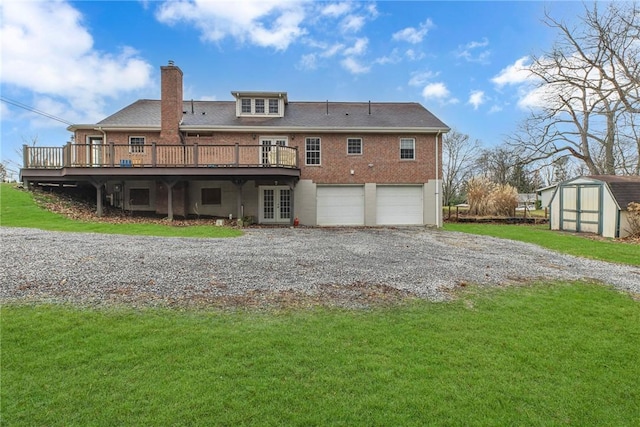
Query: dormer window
[
  {"left": 241, "top": 98, "right": 251, "bottom": 113},
  {"left": 269, "top": 99, "right": 279, "bottom": 114},
  {"left": 233, "top": 91, "right": 288, "bottom": 118}
]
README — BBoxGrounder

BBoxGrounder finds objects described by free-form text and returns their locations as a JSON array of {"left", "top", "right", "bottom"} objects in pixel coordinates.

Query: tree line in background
[{"left": 443, "top": 1, "right": 639, "bottom": 207}]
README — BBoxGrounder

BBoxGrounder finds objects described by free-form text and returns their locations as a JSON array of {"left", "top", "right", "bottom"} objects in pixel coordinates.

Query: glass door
[
  {"left": 259, "top": 137, "right": 288, "bottom": 165},
  {"left": 260, "top": 186, "right": 291, "bottom": 223}
]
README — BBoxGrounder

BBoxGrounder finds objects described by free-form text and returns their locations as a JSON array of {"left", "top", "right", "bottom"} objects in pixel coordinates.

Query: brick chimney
[{"left": 160, "top": 60, "right": 183, "bottom": 143}]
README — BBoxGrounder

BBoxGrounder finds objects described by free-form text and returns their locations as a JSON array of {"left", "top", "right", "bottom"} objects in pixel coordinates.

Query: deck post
[
  {"left": 90, "top": 179, "right": 106, "bottom": 217},
  {"left": 162, "top": 178, "right": 179, "bottom": 221},
  {"left": 234, "top": 179, "right": 245, "bottom": 220},
  {"left": 23, "top": 145, "right": 28, "bottom": 168},
  {"left": 193, "top": 143, "right": 199, "bottom": 167},
  {"left": 289, "top": 179, "right": 295, "bottom": 226},
  {"left": 152, "top": 142, "right": 157, "bottom": 167}
]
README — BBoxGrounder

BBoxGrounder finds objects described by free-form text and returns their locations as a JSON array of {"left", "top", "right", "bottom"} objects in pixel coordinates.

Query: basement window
[
  {"left": 129, "top": 188, "right": 150, "bottom": 206},
  {"left": 201, "top": 188, "right": 222, "bottom": 205}
]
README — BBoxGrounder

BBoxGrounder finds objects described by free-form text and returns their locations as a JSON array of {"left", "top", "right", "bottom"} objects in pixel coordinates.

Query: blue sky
[{"left": 1, "top": 0, "right": 586, "bottom": 179}]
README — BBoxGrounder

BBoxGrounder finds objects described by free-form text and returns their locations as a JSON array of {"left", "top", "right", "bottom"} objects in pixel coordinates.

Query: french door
[
  {"left": 260, "top": 137, "right": 287, "bottom": 165},
  {"left": 260, "top": 186, "right": 291, "bottom": 223}
]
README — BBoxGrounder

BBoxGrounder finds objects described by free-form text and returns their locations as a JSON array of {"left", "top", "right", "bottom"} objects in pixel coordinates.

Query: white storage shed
[{"left": 548, "top": 175, "right": 640, "bottom": 238}]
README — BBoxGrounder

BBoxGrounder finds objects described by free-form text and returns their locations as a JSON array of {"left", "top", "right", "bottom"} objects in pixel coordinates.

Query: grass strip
[
  {"left": 0, "top": 183, "right": 241, "bottom": 238},
  {"left": 444, "top": 222, "right": 639, "bottom": 266},
  {"left": 2, "top": 283, "right": 639, "bottom": 426}
]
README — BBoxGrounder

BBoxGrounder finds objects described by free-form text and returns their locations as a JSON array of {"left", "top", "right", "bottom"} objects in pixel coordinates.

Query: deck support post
[
  {"left": 233, "top": 179, "right": 246, "bottom": 221},
  {"left": 288, "top": 179, "right": 296, "bottom": 226},
  {"left": 89, "top": 178, "right": 107, "bottom": 217},
  {"left": 162, "top": 178, "right": 180, "bottom": 221}
]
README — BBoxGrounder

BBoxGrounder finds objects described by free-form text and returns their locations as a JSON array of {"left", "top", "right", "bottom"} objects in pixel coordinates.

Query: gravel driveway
[{"left": 1, "top": 226, "right": 639, "bottom": 308}]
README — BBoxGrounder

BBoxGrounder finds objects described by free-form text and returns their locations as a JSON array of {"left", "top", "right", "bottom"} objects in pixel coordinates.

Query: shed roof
[{"left": 588, "top": 175, "right": 640, "bottom": 210}]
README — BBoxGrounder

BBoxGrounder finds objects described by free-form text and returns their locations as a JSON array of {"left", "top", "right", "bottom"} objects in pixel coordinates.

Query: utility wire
[{"left": 0, "top": 96, "right": 74, "bottom": 126}]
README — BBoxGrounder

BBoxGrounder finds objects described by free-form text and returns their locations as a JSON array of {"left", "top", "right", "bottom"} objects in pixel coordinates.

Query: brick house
[{"left": 21, "top": 62, "right": 450, "bottom": 226}]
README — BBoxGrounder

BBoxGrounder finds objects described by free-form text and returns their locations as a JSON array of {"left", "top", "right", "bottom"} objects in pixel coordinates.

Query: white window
[
  {"left": 269, "top": 99, "right": 279, "bottom": 114},
  {"left": 129, "top": 136, "right": 145, "bottom": 153},
  {"left": 400, "top": 138, "right": 415, "bottom": 160},
  {"left": 255, "top": 99, "right": 265, "bottom": 114},
  {"left": 347, "top": 138, "right": 362, "bottom": 155},
  {"left": 241, "top": 99, "right": 251, "bottom": 113},
  {"left": 305, "top": 137, "right": 321, "bottom": 165}
]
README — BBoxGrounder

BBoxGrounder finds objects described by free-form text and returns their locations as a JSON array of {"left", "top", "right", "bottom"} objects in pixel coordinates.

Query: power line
[{"left": 0, "top": 96, "right": 74, "bottom": 126}]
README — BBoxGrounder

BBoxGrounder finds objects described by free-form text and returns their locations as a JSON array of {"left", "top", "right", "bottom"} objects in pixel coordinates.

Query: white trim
[{"left": 305, "top": 136, "right": 322, "bottom": 166}]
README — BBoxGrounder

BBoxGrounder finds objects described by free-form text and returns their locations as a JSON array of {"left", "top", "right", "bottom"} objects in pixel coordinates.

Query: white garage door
[
  {"left": 376, "top": 185, "right": 423, "bottom": 225},
  {"left": 317, "top": 186, "right": 365, "bottom": 226}
]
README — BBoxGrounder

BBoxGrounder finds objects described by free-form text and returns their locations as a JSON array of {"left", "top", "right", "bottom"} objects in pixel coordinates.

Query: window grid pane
[
  {"left": 400, "top": 138, "right": 415, "bottom": 159},
  {"left": 241, "top": 99, "right": 251, "bottom": 113},
  {"left": 306, "top": 137, "right": 321, "bottom": 165},
  {"left": 130, "top": 137, "right": 145, "bottom": 153},
  {"left": 347, "top": 138, "right": 362, "bottom": 155},
  {"left": 269, "top": 99, "right": 279, "bottom": 114},
  {"left": 255, "top": 99, "right": 265, "bottom": 114}
]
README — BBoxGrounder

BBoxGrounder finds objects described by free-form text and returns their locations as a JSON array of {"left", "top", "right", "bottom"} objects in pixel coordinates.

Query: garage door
[
  {"left": 376, "top": 185, "right": 423, "bottom": 225},
  {"left": 317, "top": 186, "right": 364, "bottom": 226}
]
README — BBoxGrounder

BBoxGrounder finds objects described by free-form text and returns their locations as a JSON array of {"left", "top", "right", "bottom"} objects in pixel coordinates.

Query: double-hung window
[
  {"left": 347, "top": 138, "right": 362, "bottom": 155},
  {"left": 255, "top": 99, "right": 265, "bottom": 114},
  {"left": 305, "top": 137, "right": 321, "bottom": 165},
  {"left": 400, "top": 138, "right": 415, "bottom": 160},
  {"left": 269, "top": 99, "right": 279, "bottom": 114},
  {"left": 241, "top": 98, "right": 252, "bottom": 113},
  {"left": 129, "top": 136, "right": 145, "bottom": 153}
]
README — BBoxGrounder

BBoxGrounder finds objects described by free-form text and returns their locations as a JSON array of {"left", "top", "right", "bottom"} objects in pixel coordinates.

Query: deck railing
[{"left": 23, "top": 143, "right": 299, "bottom": 169}]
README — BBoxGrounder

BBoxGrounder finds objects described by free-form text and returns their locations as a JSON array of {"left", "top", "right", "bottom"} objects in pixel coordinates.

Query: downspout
[{"left": 435, "top": 130, "right": 442, "bottom": 227}]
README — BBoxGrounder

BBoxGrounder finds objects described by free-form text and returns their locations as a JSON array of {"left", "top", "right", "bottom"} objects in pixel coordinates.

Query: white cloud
[
  {"left": 341, "top": 57, "right": 370, "bottom": 74},
  {"left": 456, "top": 38, "right": 491, "bottom": 64},
  {"left": 0, "top": 1, "right": 152, "bottom": 123},
  {"left": 392, "top": 19, "right": 434, "bottom": 44},
  {"left": 298, "top": 53, "right": 317, "bottom": 70},
  {"left": 468, "top": 90, "right": 486, "bottom": 110},
  {"left": 488, "top": 105, "right": 504, "bottom": 114},
  {"left": 408, "top": 70, "right": 438, "bottom": 87},
  {"left": 341, "top": 15, "right": 365, "bottom": 33},
  {"left": 405, "top": 49, "right": 425, "bottom": 61},
  {"left": 156, "top": 0, "right": 307, "bottom": 51},
  {"left": 343, "top": 38, "right": 368, "bottom": 56},
  {"left": 321, "top": 2, "right": 352, "bottom": 17},
  {"left": 422, "top": 82, "right": 449, "bottom": 99},
  {"left": 375, "top": 49, "right": 402, "bottom": 65},
  {"left": 492, "top": 56, "right": 532, "bottom": 87}
]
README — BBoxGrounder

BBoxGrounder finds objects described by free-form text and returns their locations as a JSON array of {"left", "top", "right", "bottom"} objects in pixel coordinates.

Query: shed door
[
  {"left": 376, "top": 186, "right": 423, "bottom": 225},
  {"left": 561, "top": 184, "right": 601, "bottom": 234},
  {"left": 317, "top": 186, "right": 364, "bottom": 226}
]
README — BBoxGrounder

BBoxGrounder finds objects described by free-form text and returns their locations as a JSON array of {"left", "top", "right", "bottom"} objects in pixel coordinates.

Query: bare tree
[
  {"left": 508, "top": 2, "right": 639, "bottom": 175},
  {"left": 441, "top": 129, "right": 480, "bottom": 205}
]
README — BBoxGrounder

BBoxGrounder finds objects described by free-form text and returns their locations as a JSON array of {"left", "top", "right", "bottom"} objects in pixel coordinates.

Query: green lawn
[
  {"left": 2, "top": 283, "right": 639, "bottom": 426},
  {"left": 0, "top": 183, "right": 242, "bottom": 238},
  {"left": 445, "top": 222, "right": 640, "bottom": 266}
]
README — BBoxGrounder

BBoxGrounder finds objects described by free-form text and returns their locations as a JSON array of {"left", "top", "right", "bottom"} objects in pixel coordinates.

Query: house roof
[
  {"left": 587, "top": 175, "right": 640, "bottom": 210},
  {"left": 72, "top": 99, "right": 450, "bottom": 133}
]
